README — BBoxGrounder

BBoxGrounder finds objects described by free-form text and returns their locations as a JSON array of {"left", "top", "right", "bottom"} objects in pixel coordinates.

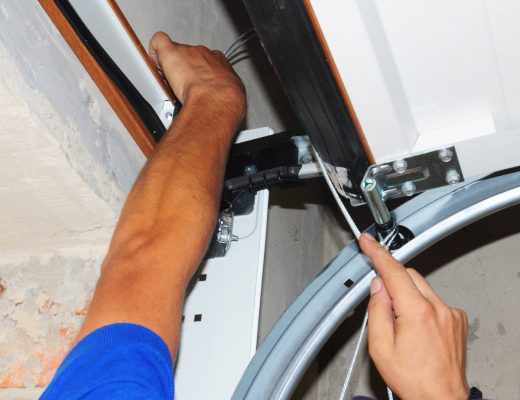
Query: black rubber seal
[
  {"left": 242, "top": 0, "right": 371, "bottom": 196},
  {"left": 54, "top": 0, "right": 166, "bottom": 142}
]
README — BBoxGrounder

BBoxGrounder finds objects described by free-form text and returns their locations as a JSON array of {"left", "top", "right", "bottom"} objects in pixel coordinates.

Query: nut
[
  {"left": 392, "top": 159, "right": 408, "bottom": 174},
  {"left": 401, "top": 181, "right": 416, "bottom": 196},
  {"left": 438, "top": 148, "right": 453, "bottom": 163},
  {"left": 446, "top": 169, "right": 460, "bottom": 185},
  {"left": 244, "top": 164, "right": 257, "bottom": 175}
]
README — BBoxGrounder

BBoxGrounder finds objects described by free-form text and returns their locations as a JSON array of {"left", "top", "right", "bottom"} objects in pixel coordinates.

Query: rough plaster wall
[
  {"left": 0, "top": 2, "right": 145, "bottom": 396},
  {"left": 0, "top": 2, "right": 145, "bottom": 209},
  {"left": 116, "top": 0, "right": 300, "bottom": 133},
  {"left": 0, "top": 43, "right": 112, "bottom": 394}
]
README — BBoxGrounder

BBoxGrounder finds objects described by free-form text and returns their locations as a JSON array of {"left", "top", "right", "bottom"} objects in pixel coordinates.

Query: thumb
[
  {"left": 367, "top": 276, "right": 394, "bottom": 358},
  {"left": 149, "top": 32, "right": 177, "bottom": 69}
]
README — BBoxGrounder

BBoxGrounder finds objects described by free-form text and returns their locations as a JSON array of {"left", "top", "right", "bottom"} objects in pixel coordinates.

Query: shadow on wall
[{"left": 219, "top": 0, "right": 302, "bottom": 133}]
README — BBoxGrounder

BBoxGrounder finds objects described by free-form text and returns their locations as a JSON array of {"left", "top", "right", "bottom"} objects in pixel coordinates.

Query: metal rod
[{"left": 362, "top": 177, "right": 392, "bottom": 227}]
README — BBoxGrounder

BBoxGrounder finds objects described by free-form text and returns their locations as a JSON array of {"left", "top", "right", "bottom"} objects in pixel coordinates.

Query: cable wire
[
  {"left": 316, "top": 149, "right": 394, "bottom": 400},
  {"left": 338, "top": 311, "right": 368, "bottom": 400},
  {"left": 224, "top": 28, "right": 257, "bottom": 59}
]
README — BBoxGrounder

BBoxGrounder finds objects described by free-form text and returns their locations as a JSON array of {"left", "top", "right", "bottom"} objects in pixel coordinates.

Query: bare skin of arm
[
  {"left": 75, "top": 32, "right": 246, "bottom": 357},
  {"left": 360, "top": 233, "right": 470, "bottom": 400}
]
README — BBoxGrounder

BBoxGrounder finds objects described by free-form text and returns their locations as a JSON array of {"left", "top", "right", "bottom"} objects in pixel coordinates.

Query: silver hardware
[
  {"left": 401, "top": 181, "right": 416, "bottom": 197},
  {"left": 213, "top": 211, "right": 238, "bottom": 257},
  {"left": 319, "top": 161, "right": 365, "bottom": 205},
  {"left": 244, "top": 164, "right": 257, "bottom": 175},
  {"left": 446, "top": 169, "right": 461, "bottom": 185},
  {"left": 392, "top": 159, "right": 407, "bottom": 174},
  {"left": 363, "top": 146, "right": 463, "bottom": 202},
  {"left": 438, "top": 148, "right": 453, "bottom": 163},
  {"left": 160, "top": 100, "right": 175, "bottom": 127},
  {"left": 362, "top": 174, "right": 392, "bottom": 226},
  {"left": 361, "top": 146, "right": 463, "bottom": 229}
]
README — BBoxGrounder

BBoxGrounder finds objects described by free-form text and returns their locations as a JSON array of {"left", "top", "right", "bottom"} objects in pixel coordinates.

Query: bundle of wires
[{"left": 224, "top": 28, "right": 258, "bottom": 61}]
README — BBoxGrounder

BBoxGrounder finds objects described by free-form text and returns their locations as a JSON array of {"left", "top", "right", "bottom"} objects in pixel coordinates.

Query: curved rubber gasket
[
  {"left": 54, "top": 0, "right": 166, "bottom": 142},
  {"left": 233, "top": 170, "right": 520, "bottom": 399}
]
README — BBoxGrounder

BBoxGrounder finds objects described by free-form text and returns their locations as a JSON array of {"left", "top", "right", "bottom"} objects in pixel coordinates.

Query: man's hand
[
  {"left": 360, "top": 233, "right": 470, "bottom": 400},
  {"left": 149, "top": 32, "right": 245, "bottom": 117}
]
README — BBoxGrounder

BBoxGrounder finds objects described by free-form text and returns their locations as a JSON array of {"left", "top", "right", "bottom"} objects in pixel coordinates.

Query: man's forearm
[
  {"left": 106, "top": 92, "right": 242, "bottom": 279},
  {"left": 77, "top": 90, "right": 244, "bottom": 354}
]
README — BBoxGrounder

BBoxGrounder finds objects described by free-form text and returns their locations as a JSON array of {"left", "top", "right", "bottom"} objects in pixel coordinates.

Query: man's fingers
[
  {"left": 406, "top": 268, "right": 445, "bottom": 307},
  {"left": 368, "top": 276, "right": 394, "bottom": 360},
  {"left": 360, "top": 234, "right": 422, "bottom": 311}
]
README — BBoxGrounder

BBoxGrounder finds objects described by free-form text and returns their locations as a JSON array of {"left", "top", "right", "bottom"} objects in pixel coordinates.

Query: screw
[
  {"left": 401, "top": 181, "right": 416, "bottom": 196},
  {"left": 164, "top": 111, "right": 173, "bottom": 120},
  {"left": 438, "top": 148, "right": 453, "bottom": 163},
  {"left": 392, "top": 159, "right": 407, "bottom": 174},
  {"left": 244, "top": 164, "right": 257, "bottom": 175},
  {"left": 300, "top": 153, "right": 314, "bottom": 164},
  {"left": 446, "top": 169, "right": 460, "bottom": 185}
]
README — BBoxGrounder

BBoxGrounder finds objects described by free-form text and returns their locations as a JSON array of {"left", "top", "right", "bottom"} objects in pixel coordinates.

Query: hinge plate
[{"left": 365, "top": 146, "right": 464, "bottom": 201}]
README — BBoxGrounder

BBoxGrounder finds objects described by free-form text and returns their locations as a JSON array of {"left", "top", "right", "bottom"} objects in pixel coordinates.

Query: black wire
[{"left": 224, "top": 28, "right": 257, "bottom": 59}]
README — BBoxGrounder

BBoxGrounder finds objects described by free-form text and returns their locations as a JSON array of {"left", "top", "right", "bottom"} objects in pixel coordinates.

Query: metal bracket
[
  {"left": 205, "top": 192, "right": 257, "bottom": 258},
  {"left": 205, "top": 210, "right": 238, "bottom": 258},
  {"left": 159, "top": 99, "right": 176, "bottom": 128},
  {"left": 362, "top": 146, "right": 464, "bottom": 241}
]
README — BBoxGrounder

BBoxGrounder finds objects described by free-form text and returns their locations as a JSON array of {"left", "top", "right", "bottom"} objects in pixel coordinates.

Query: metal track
[{"left": 233, "top": 169, "right": 520, "bottom": 399}]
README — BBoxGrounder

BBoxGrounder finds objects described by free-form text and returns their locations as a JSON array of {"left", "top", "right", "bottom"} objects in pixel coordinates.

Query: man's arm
[
  {"left": 360, "top": 234, "right": 470, "bottom": 400},
  {"left": 76, "top": 32, "right": 245, "bottom": 357}
]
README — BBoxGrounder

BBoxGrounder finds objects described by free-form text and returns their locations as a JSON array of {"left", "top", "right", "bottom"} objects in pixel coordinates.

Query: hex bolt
[
  {"left": 244, "top": 164, "right": 257, "bottom": 175},
  {"left": 438, "top": 148, "right": 453, "bottom": 163},
  {"left": 392, "top": 159, "right": 408, "bottom": 174},
  {"left": 401, "top": 181, "right": 416, "bottom": 196},
  {"left": 446, "top": 169, "right": 460, "bottom": 185},
  {"left": 299, "top": 153, "right": 314, "bottom": 164}
]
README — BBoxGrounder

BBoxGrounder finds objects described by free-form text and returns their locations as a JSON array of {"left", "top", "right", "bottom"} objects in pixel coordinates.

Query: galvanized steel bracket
[{"left": 361, "top": 146, "right": 464, "bottom": 230}]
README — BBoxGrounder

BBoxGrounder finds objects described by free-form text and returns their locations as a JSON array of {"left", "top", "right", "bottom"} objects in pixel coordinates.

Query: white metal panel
[
  {"left": 69, "top": 0, "right": 173, "bottom": 127},
  {"left": 310, "top": 0, "right": 520, "bottom": 176},
  {"left": 174, "top": 128, "right": 271, "bottom": 400},
  {"left": 309, "top": 0, "right": 414, "bottom": 160}
]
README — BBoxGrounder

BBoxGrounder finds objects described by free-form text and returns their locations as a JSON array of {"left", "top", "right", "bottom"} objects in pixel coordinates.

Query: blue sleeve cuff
[{"left": 41, "top": 323, "right": 174, "bottom": 400}]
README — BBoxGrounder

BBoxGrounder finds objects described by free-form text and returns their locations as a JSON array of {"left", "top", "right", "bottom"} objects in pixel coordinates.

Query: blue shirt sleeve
[{"left": 40, "top": 323, "right": 174, "bottom": 400}]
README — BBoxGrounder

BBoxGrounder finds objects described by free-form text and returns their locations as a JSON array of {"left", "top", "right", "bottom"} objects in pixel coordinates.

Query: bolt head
[
  {"left": 392, "top": 159, "right": 407, "bottom": 174},
  {"left": 446, "top": 169, "right": 460, "bottom": 185},
  {"left": 401, "top": 181, "right": 416, "bottom": 196},
  {"left": 438, "top": 148, "right": 453, "bottom": 163},
  {"left": 244, "top": 164, "right": 257, "bottom": 175}
]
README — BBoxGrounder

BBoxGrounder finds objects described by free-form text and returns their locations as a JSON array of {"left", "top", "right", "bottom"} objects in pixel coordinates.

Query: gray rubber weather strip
[{"left": 232, "top": 170, "right": 520, "bottom": 400}]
